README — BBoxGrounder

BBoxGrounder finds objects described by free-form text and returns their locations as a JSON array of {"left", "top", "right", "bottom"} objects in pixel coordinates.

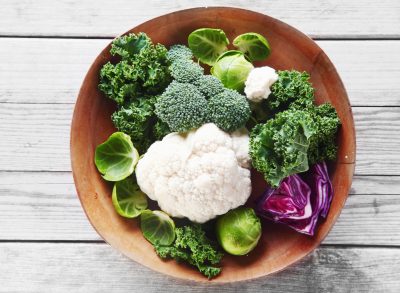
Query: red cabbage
[{"left": 256, "top": 162, "right": 333, "bottom": 236}]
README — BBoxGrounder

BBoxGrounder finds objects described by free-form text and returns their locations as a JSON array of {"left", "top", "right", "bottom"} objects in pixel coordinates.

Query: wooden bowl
[{"left": 71, "top": 7, "right": 356, "bottom": 283}]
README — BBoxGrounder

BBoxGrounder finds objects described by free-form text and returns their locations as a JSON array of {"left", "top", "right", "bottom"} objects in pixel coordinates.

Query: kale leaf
[
  {"left": 99, "top": 33, "right": 171, "bottom": 106},
  {"left": 154, "top": 225, "right": 223, "bottom": 279}
]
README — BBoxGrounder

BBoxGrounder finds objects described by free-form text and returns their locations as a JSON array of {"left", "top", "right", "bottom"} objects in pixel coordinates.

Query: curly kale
[
  {"left": 111, "top": 96, "right": 171, "bottom": 154},
  {"left": 307, "top": 103, "right": 341, "bottom": 164},
  {"left": 166, "top": 44, "right": 193, "bottom": 62},
  {"left": 153, "top": 120, "right": 171, "bottom": 141},
  {"left": 208, "top": 89, "right": 251, "bottom": 132},
  {"left": 155, "top": 81, "right": 209, "bottom": 132},
  {"left": 268, "top": 70, "right": 314, "bottom": 111},
  {"left": 169, "top": 59, "right": 204, "bottom": 83},
  {"left": 250, "top": 103, "right": 340, "bottom": 187},
  {"left": 99, "top": 33, "right": 171, "bottom": 106},
  {"left": 193, "top": 75, "right": 225, "bottom": 99},
  {"left": 154, "top": 225, "right": 223, "bottom": 279},
  {"left": 250, "top": 108, "right": 317, "bottom": 187}
]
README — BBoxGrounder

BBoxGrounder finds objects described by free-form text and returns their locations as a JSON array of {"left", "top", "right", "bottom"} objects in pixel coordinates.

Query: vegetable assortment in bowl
[{"left": 71, "top": 7, "right": 355, "bottom": 283}]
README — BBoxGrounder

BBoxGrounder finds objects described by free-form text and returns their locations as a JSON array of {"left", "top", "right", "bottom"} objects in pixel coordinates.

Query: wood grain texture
[
  {"left": 0, "top": 104, "right": 397, "bottom": 175},
  {"left": 0, "top": 243, "right": 399, "bottom": 292},
  {"left": 1, "top": 38, "right": 400, "bottom": 106},
  {"left": 0, "top": 172, "right": 399, "bottom": 244},
  {"left": 1, "top": 0, "right": 400, "bottom": 38}
]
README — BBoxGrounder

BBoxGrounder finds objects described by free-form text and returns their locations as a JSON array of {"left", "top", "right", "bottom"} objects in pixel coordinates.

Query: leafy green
[
  {"left": 188, "top": 28, "right": 229, "bottom": 66},
  {"left": 94, "top": 132, "right": 139, "bottom": 182},
  {"left": 268, "top": 70, "right": 314, "bottom": 111},
  {"left": 208, "top": 89, "right": 251, "bottom": 132},
  {"left": 110, "top": 33, "right": 150, "bottom": 59},
  {"left": 112, "top": 177, "right": 147, "bottom": 218},
  {"left": 155, "top": 81, "right": 209, "bottom": 133},
  {"left": 233, "top": 32, "right": 271, "bottom": 62},
  {"left": 154, "top": 225, "right": 223, "bottom": 279},
  {"left": 211, "top": 50, "right": 254, "bottom": 92},
  {"left": 99, "top": 33, "right": 171, "bottom": 106},
  {"left": 307, "top": 103, "right": 341, "bottom": 164},
  {"left": 153, "top": 120, "right": 171, "bottom": 140},
  {"left": 141, "top": 210, "right": 175, "bottom": 246},
  {"left": 249, "top": 109, "right": 317, "bottom": 187},
  {"left": 111, "top": 96, "right": 156, "bottom": 154}
]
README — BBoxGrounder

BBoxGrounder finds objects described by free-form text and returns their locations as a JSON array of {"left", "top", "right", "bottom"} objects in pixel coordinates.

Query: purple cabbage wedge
[{"left": 257, "top": 162, "right": 333, "bottom": 236}]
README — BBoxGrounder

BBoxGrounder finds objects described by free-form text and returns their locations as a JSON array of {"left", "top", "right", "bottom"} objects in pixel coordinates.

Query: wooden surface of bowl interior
[{"left": 71, "top": 7, "right": 355, "bottom": 283}]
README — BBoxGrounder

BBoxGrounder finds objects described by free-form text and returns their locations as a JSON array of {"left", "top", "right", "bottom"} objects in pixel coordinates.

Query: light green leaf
[
  {"left": 94, "top": 132, "right": 139, "bottom": 181},
  {"left": 112, "top": 177, "right": 148, "bottom": 218},
  {"left": 233, "top": 32, "right": 270, "bottom": 62},
  {"left": 188, "top": 28, "right": 229, "bottom": 66},
  {"left": 140, "top": 210, "right": 175, "bottom": 246}
]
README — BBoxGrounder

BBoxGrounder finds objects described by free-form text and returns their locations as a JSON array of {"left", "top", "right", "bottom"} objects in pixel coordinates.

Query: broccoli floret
[
  {"left": 169, "top": 59, "right": 204, "bottom": 83},
  {"left": 208, "top": 89, "right": 251, "bottom": 132},
  {"left": 155, "top": 81, "right": 209, "bottom": 132},
  {"left": 167, "top": 44, "right": 193, "bottom": 62},
  {"left": 307, "top": 103, "right": 341, "bottom": 164},
  {"left": 111, "top": 96, "right": 157, "bottom": 153},
  {"left": 268, "top": 70, "right": 314, "bottom": 111},
  {"left": 193, "top": 75, "right": 225, "bottom": 99}
]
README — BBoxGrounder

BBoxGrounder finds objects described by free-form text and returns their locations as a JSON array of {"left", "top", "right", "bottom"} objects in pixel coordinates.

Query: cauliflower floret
[
  {"left": 136, "top": 123, "right": 251, "bottom": 223},
  {"left": 244, "top": 66, "right": 278, "bottom": 102}
]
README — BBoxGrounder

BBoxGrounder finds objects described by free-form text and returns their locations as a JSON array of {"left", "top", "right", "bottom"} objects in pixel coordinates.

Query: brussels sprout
[
  {"left": 211, "top": 50, "right": 254, "bottom": 92},
  {"left": 94, "top": 132, "right": 139, "bottom": 181},
  {"left": 233, "top": 32, "right": 271, "bottom": 62},
  {"left": 112, "top": 177, "right": 147, "bottom": 218},
  {"left": 140, "top": 210, "right": 175, "bottom": 246},
  {"left": 216, "top": 207, "right": 262, "bottom": 255},
  {"left": 188, "top": 28, "right": 229, "bottom": 66}
]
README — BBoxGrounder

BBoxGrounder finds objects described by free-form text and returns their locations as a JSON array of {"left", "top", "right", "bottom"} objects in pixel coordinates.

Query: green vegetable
[
  {"left": 188, "top": 28, "right": 229, "bottom": 66},
  {"left": 95, "top": 132, "right": 139, "bottom": 182},
  {"left": 155, "top": 81, "right": 209, "bottom": 132},
  {"left": 307, "top": 103, "right": 341, "bottom": 164},
  {"left": 99, "top": 33, "right": 171, "bottom": 106},
  {"left": 166, "top": 44, "right": 193, "bottom": 62},
  {"left": 233, "top": 32, "right": 271, "bottom": 62},
  {"left": 249, "top": 109, "right": 317, "bottom": 187},
  {"left": 169, "top": 59, "right": 204, "bottom": 83},
  {"left": 154, "top": 225, "right": 223, "bottom": 279},
  {"left": 111, "top": 96, "right": 157, "bottom": 154},
  {"left": 140, "top": 210, "right": 175, "bottom": 246},
  {"left": 112, "top": 177, "right": 147, "bottom": 218},
  {"left": 110, "top": 33, "right": 150, "bottom": 59},
  {"left": 153, "top": 120, "right": 171, "bottom": 141},
  {"left": 211, "top": 50, "right": 254, "bottom": 92},
  {"left": 192, "top": 75, "right": 225, "bottom": 99},
  {"left": 208, "top": 89, "right": 251, "bottom": 132},
  {"left": 216, "top": 207, "right": 262, "bottom": 255},
  {"left": 268, "top": 70, "right": 314, "bottom": 111}
]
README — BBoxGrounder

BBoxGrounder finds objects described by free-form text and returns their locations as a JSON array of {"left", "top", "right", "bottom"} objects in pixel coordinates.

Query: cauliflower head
[
  {"left": 244, "top": 66, "right": 278, "bottom": 103},
  {"left": 136, "top": 123, "right": 251, "bottom": 223}
]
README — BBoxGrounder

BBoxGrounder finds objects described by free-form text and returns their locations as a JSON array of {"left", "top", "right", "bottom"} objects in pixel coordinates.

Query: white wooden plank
[
  {"left": 1, "top": 0, "right": 400, "bottom": 38},
  {"left": 0, "top": 172, "right": 399, "bottom": 245},
  {"left": 0, "top": 104, "right": 397, "bottom": 175},
  {"left": 0, "top": 243, "right": 399, "bottom": 292},
  {"left": 1, "top": 38, "right": 400, "bottom": 106}
]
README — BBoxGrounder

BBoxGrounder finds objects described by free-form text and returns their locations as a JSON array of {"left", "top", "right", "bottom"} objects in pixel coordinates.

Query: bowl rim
[{"left": 70, "top": 6, "right": 356, "bottom": 283}]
